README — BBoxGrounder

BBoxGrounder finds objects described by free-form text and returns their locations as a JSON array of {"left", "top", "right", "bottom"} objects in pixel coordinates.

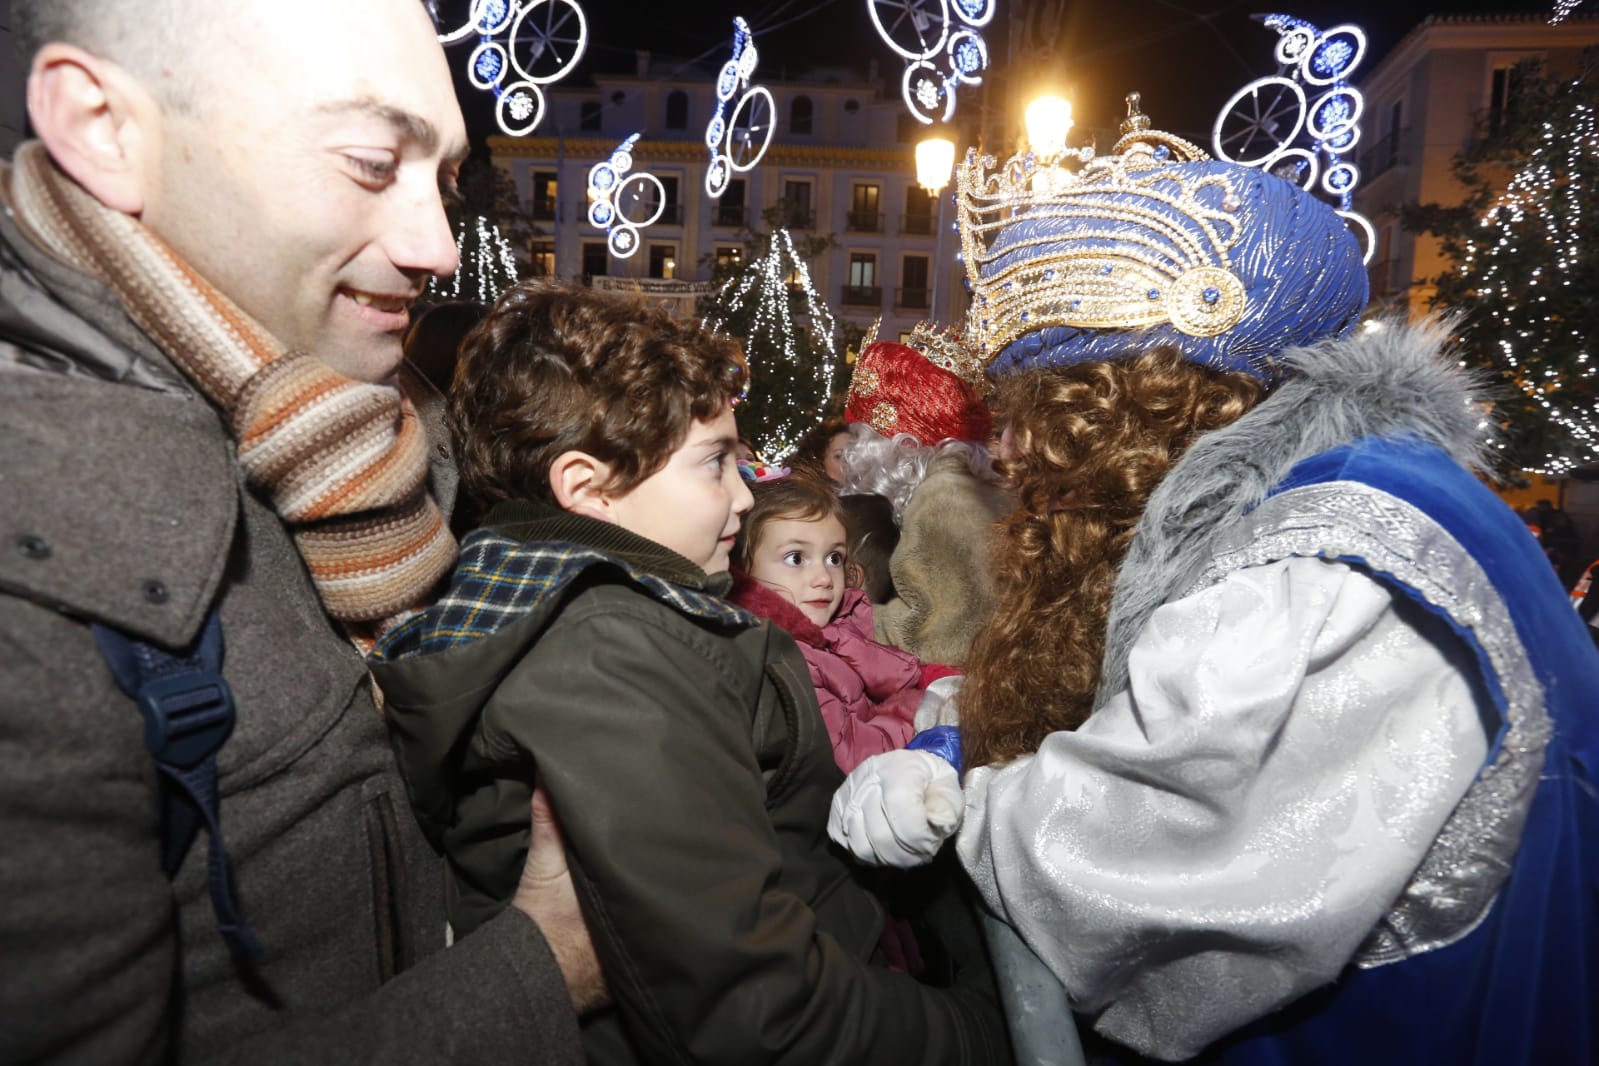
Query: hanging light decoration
[
  {"left": 705, "top": 17, "right": 777, "bottom": 198},
  {"left": 1212, "top": 14, "right": 1374, "bottom": 262},
  {"left": 587, "top": 133, "right": 667, "bottom": 259},
  {"left": 866, "top": 0, "right": 992, "bottom": 124},
  {"left": 432, "top": 0, "right": 589, "bottom": 137}
]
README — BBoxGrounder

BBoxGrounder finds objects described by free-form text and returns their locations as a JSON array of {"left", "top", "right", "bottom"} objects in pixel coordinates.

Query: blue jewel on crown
[
  {"left": 1147, "top": 288, "right": 1160, "bottom": 300},
  {"left": 1202, "top": 287, "right": 1221, "bottom": 304},
  {"left": 1101, "top": 265, "right": 1114, "bottom": 275}
]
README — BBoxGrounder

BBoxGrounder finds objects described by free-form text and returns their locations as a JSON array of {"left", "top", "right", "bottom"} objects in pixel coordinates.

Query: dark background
[{"left": 439, "top": 0, "right": 1568, "bottom": 146}]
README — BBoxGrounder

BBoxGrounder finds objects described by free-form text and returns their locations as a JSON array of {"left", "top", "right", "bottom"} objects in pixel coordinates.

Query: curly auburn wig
[
  {"left": 960, "top": 347, "right": 1264, "bottom": 769},
  {"left": 731, "top": 472, "right": 846, "bottom": 575},
  {"left": 450, "top": 281, "right": 748, "bottom": 507}
]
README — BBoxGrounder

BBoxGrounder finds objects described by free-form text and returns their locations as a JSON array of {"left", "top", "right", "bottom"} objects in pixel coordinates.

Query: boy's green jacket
[{"left": 369, "top": 501, "right": 1006, "bottom": 1066}]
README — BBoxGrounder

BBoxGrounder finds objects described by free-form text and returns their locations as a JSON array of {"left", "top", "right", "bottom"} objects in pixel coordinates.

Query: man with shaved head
[{"left": 0, "top": 1, "right": 595, "bottom": 1061}]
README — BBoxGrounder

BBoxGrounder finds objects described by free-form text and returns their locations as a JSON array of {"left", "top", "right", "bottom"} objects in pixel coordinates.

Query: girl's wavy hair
[
  {"left": 960, "top": 347, "right": 1264, "bottom": 768},
  {"left": 836, "top": 422, "right": 999, "bottom": 525},
  {"left": 450, "top": 280, "right": 747, "bottom": 507}
]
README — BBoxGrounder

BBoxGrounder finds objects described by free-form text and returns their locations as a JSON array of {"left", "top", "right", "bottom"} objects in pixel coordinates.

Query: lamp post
[{"left": 915, "top": 132, "right": 957, "bottom": 322}]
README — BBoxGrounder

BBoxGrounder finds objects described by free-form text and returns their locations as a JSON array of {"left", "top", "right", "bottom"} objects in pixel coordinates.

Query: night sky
[{"left": 441, "top": 0, "right": 1570, "bottom": 145}]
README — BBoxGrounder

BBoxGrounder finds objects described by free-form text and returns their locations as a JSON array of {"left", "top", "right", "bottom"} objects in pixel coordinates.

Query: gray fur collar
[{"left": 1096, "top": 318, "right": 1493, "bottom": 705}]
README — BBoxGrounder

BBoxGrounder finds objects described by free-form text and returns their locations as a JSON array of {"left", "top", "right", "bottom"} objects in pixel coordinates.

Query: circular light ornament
[
  {"left": 1213, "top": 77, "right": 1307, "bottom": 165},
  {"left": 705, "top": 156, "right": 731, "bottom": 198},
  {"left": 1322, "top": 124, "right": 1360, "bottom": 154},
  {"left": 496, "top": 82, "right": 545, "bottom": 136},
  {"left": 1274, "top": 25, "right": 1316, "bottom": 66},
  {"left": 868, "top": 0, "right": 950, "bottom": 60},
  {"left": 904, "top": 61, "right": 954, "bottom": 124},
  {"left": 1266, "top": 147, "right": 1320, "bottom": 190},
  {"left": 1301, "top": 25, "right": 1366, "bottom": 87},
  {"left": 726, "top": 87, "right": 776, "bottom": 171},
  {"left": 1308, "top": 89, "right": 1363, "bottom": 140},
  {"left": 950, "top": 0, "right": 996, "bottom": 28},
  {"left": 1322, "top": 161, "right": 1359, "bottom": 197},
  {"left": 1337, "top": 209, "right": 1376, "bottom": 265},
  {"left": 510, "top": 0, "right": 589, "bottom": 85},
  {"left": 614, "top": 172, "right": 667, "bottom": 228},
  {"left": 608, "top": 225, "right": 640, "bottom": 259},
  {"left": 468, "top": 41, "right": 508, "bottom": 89},
  {"left": 947, "top": 30, "right": 988, "bottom": 84},
  {"left": 437, "top": 0, "right": 514, "bottom": 43}
]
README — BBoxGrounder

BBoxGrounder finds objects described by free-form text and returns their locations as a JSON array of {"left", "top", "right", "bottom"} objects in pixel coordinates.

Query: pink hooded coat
[{"left": 729, "top": 577, "right": 928, "bottom": 773}]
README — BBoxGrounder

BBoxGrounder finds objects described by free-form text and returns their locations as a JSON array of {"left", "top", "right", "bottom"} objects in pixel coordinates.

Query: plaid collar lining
[{"left": 373, "top": 529, "right": 758, "bottom": 661}]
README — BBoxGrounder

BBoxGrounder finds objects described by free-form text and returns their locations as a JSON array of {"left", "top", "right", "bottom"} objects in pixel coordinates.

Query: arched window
[
  {"left": 665, "top": 90, "right": 689, "bottom": 130},
  {"left": 790, "top": 95, "right": 813, "bottom": 135}
]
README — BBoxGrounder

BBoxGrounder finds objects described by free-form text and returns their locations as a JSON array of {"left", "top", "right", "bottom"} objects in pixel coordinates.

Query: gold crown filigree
[
  {"left": 957, "top": 94, "right": 1249, "bottom": 364},
  {"left": 906, "top": 320, "right": 986, "bottom": 389}
]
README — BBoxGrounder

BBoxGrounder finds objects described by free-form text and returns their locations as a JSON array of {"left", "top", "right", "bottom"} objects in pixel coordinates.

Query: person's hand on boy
[{"left": 515, "top": 787, "right": 610, "bottom": 1013}]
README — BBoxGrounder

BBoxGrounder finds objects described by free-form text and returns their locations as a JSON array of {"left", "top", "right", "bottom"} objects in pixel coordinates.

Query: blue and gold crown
[{"left": 958, "top": 95, "right": 1368, "bottom": 382}]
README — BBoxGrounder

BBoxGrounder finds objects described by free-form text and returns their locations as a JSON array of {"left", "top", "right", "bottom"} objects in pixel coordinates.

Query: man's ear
[
  {"left": 26, "top": 43, "right": 158, "bottom": 215},
  {"left": 549, "top": 451, "right": 616, "bottom": 523}
]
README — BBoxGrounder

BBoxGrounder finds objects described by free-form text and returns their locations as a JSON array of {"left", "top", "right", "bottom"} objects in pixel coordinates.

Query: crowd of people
[{"left": 3, "top": 2, "right": 1597, "bottom": 1064}]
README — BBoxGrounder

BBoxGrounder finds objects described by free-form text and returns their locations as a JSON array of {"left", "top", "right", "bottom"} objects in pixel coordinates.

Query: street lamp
[
  {"left": 916, "top": 131, "right": 958, "bottom": 321},
  {"left": 1024, "top": 94, "right": 1074, "bottom": 161}
]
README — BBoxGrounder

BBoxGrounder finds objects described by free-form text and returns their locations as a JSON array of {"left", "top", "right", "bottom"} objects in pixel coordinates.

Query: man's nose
[{"left": 389, "top": 180, "right": 460, "bottom": 280}]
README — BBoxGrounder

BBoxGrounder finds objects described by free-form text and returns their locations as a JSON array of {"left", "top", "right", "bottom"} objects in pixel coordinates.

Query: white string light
[
  {"left": 1456, "top": 98, "right": 1598, "bottom": 474},
  {"left": 705, "top": 18, "right": 775, "bottom": 198},
  {"left": 702, "top": 229, "right": 840, "bottom": 461},
  {"left": 428, "top": 214, "right": 521, "bottom": 303}
]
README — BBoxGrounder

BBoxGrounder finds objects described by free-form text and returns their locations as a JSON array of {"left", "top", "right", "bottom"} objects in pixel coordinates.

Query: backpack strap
[{"left": 92, "top": 610, "right": 264, "bottom": 961}]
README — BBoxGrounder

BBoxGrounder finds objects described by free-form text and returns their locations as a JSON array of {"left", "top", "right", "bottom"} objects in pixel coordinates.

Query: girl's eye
[
  {"left": 782, "top": 550, "right": 804, "bottom": 567},
  {"left": 825, "top": 551, "right": 845, "bottom": 567},
  {"left": 707, "top": 451, "right": 727, "bottom": 472}
]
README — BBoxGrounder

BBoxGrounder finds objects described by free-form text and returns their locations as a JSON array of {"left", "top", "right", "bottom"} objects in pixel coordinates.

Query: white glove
[{"left": 827, "top": 749, "right": 962, "bottom": 868}]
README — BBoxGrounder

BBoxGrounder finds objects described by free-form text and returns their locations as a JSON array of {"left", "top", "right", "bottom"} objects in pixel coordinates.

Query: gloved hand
[{"left": 827, "top": 749, "right": 963, "bottom": 868}]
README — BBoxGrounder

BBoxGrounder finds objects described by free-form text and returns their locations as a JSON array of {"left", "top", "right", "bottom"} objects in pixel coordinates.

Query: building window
[
  {"left": 649, "top": 244, "right": 678, "bottom": 280},
  {"left": 781, "top": 179, "right": 814, "bottom": 229},
  {"left": 898, "top": 254, "right": 929, "bottom": 309},
  {"left": 848, "top": 183, "right": 882, "bottom": 232},
  {"left": 530, "top": 240, "right": 556, "bottom": 278},
  {"left": 903, "top": 185, "right": 934, "bottom": 236},
  {"left": 582, "top": 242, "right": 608, "bottom": 277},
  {"left": 714, "top": 178, "right": 746, "bottom": 227},
  {"left": 658, "top": 174, "right": 682, "bottom": 225},
  {"left": 790, "top": 95, "right": 814, "bottom": 135},
  {"left": 1488, "top": 57, "right": 1539, "bottom": 137},
  {"left": 580, "top": 100, "right": 602, "bottom": 131},
  {"left": 532, "top": 172, "right": 558, "bottom": 221},
  {"left": 665, "top": 90, "right": 689, "bottom": 130},
  {"left": 714, "top": 245, "right": 744, "bottom": 274},
  {"left": 844, "top": 252, "right": 880, "bottom": 306}
]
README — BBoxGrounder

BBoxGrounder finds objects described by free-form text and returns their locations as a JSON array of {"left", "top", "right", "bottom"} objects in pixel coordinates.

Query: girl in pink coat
[{"left": 731, "top": 474, "right": 952, "bottom": 774}]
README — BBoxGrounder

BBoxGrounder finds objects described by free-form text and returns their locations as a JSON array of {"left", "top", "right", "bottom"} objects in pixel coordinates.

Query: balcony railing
[
  {"left": 655, "top": 204, "right": 685, "bottom": 226},
  {"left": 779, "top": 205, "right": 816, "bottom": 230},
  {"left": 532, "top": 202, "right": 559, "bottom": 222},
  {"left": 900, "top": 212, "right": 935, "bottom": 237},
  {"left": 1359, "top": 129, "right": 1405, "bottom": 180},
  {"left": 846, "top": 210, "right": 884, "bottom": 233},
  {"left": 895, "top": 286, "right": 930, "bottom": 310},
  {"left": 712, "top": 203, "right": 747, "bottom": 228},
  {"left": 842, "top": 284, "right": 883, "bottom": 307}
]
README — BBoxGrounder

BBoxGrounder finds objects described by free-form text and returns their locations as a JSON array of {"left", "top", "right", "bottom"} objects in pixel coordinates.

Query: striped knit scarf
[{"left": 4, "top": 144, "right": 456, "bottom": 631}]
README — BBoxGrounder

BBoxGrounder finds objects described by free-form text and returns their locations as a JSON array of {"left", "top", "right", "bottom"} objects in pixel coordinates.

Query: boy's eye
[
  {"left": 707, "top": 451, "right": 728, "bottom": 472},
  {"left": 782, "top": 550, "right": 804, "bottom": 567}
]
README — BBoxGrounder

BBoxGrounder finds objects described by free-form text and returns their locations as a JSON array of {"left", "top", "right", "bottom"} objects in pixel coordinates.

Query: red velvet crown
[{"left": 845, "top": 339, "right": 993, "bottom": 446}]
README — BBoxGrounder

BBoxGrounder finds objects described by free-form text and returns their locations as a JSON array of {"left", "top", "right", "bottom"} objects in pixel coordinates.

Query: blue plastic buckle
[{"left": 135, "top": 673, "right": 236, "bottom": 769}]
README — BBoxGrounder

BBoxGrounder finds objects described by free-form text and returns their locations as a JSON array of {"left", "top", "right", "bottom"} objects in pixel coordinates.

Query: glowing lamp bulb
[
  {"left": 915, "top": 135, "right": 957, "bottom": 195},
  {"left": 1025, "top": 95, "right": 1074, "bottom": 160}
]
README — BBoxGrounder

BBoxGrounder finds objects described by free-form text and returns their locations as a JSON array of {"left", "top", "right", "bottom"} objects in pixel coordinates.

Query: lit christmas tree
[
  {"left": 1409, "top": 53, "right": 1599, "bottom": 474},
  {"left": 701, "top": 227, "right": 844, "bottom": 461},
  {"left": 428, "top": 215, "right": 521, "bottom": 304}
]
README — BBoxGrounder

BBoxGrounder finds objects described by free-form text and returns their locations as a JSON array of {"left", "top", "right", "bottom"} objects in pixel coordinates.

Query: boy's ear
[
  {"left": 549, "top": 450, "right": 615, "bottom": 523},
  {"left": 27, "top": 43, "right": 160, "bottom": 216}
]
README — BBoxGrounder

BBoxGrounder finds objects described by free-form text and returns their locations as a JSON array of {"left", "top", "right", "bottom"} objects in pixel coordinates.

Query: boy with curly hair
[{"left": 369, "top": 281, "right": 1005, "bottom": 1066}]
